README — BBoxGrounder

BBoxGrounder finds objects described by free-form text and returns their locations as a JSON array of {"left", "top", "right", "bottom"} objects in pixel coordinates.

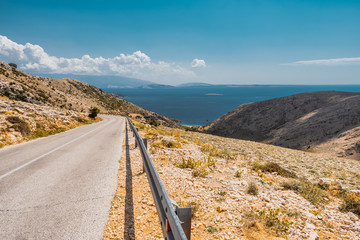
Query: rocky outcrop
[{"left": 206, "top": 91, "right": 360, "bottom": 160}]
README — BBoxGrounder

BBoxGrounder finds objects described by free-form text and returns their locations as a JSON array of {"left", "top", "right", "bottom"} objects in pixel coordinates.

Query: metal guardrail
[{"left": 126, "top": 116, "right": 192, "bottom": 240}]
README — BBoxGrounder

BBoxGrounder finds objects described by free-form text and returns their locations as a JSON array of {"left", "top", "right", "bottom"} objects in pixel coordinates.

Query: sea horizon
[{"left": 105, "top": 84, "right": 360, "bottom": 126}]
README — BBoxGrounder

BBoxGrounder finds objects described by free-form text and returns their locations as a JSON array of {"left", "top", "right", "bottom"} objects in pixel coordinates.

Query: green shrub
[
  {"left": 253, "top": 162, "right": 296, "bottom": 178},
  {"left": 177, "top": 157, "right": 197, "bottom": 169},
  {"left": 207, "top": 226, "right": 218, "bottom": 233},
  {"left": 258, "top": 208, "right": 293, "bottom": 234},
  {"left": 218, "top": 191, "right": 226, "bottom": 196},
  {"left": 3, "top": 89, "right": 10, "bottom": 97},
  {"left": 14, "top": 122, "right": 30, "bottom": 135},
  {"left": 235, "top": 170, "right": 242, "bottom": 178},
  {"left": 16, "top": 93, "right": 27, "bottom": 102},
  {"left": 9, "top": 62, "right": 17, "bottom": 68},
  {"left": 88, "top": 107, "right": 100, "bottom": 118},
  {"left": 162, "top": 139, "right": 181, "bottom": 148},
  {"left": 148, "top": 119, "right": 160, "bottom": 126},
  {"left": 243, "top": 208, "right": 293, "bottom": 236},
  {"left": 247, "top": 182, "right": 258, "bottom": 195},
  {"left": 339, "top": 192, "right": 360, "bottom": 217},
  {"left": 6, "top": 116, "right": 22, "bottom": 123},
  {"left": 192, "top": 168, "right": 209, "bottom": 177},
  {"left": 282, "top": 180, "right": 328, "bottom": 204},
  {"left": 6, "top": 116, "right": 30, "bottom": 135},
  {"left": 176, "top": 156, "right": 216, "bottom": 178}
]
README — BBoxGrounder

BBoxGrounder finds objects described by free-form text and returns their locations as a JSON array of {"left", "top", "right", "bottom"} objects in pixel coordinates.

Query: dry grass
[
  {"left": 253, "top": 161, "right": 297, "bottom": 178},
  {"left": 282, "top": 180, "right": 329, "bottom": 204},
  {"left": 151, "top": 139, "right": 182, "bottom": 149},
  {"left": 178, "top": 130, "right": 360, "bottom": 190},
  {"left": 128, "top": 116, "right": 360, "bottom": 238},
  {"left": 339, "top": 191, "right": 360, "bottom": 217},
  {"left": 176, "top": 156, "right": 216, "bottom": 177},
  {"left": 26, "top": 118, "right": 99, "bottom": 140},
  {"left": 243, "top": 208, "right": 293, "bottom": 236},
  {"left": 0, "top": 106, "right": 100, "bottom": 148}
]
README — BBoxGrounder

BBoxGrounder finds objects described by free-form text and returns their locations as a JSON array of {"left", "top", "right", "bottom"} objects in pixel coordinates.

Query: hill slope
[
  {"left": 104, "top": 119, "right": 360, "bottom": 239},
  {"left": 0, "top": 61, "right": 180, "bottom": 127},
  {"left": 206, "top": 91, "right": 360, "bottom": 160}
]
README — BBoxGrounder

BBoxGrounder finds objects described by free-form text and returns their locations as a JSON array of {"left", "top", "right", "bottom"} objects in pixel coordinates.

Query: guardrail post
[
  {"left": 142, "top": 138, "right": 147, "bottom": 173},
  {"left": 134, "top": 128, "right": 139, "bottom": 148},
  {"left": 176, "top": 206, "right": 192, "bottom": 240}
]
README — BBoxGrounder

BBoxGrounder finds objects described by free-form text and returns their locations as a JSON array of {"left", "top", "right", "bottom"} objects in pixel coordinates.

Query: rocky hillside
[
  {"left": 0, "top": 97, "right": 99, "bottom": 147},
  {"left": 103, "top": 118, "right": 360, "bottom": 239},
  {"left": 206, "top": 91, "right": 360, "bottom": 160},
  {"left": 0, "top": 61, "right": 180, "bottom": 127}
]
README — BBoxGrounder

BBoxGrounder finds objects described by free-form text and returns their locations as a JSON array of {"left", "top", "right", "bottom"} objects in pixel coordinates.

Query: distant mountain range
[
  {"left": 35, "top": 75, "right": 290, "bottom": 90},
  {"left": 138, "top": 84, "right": 175, "bottom": 89},
  {"left": 32, "top": 75, "right": 274, "bottom": 90},
  {"left": 177, "top": 82, "right": 214, "bottom": 87},
  {"left": 40, "top": 74, "right": 220, "bottom": 89},
  {"left": 41, "top": 74, "right": 154, "bottom": 89}
]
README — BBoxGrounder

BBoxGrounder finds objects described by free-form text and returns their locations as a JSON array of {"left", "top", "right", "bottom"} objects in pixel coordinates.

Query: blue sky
[{"left": 1, "top": 0, "right": 360, "bottom": 84}]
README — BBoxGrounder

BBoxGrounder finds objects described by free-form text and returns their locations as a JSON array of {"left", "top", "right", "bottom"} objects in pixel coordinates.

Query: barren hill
[
  {"left": 206, "top": 91, "right": 360, "bottom": 160},
  {"left": 0, "top": 61, "right": 179, "bottom": 127},
  {"left": 104, "top": 117, "right": 360, "bottom": 239}
]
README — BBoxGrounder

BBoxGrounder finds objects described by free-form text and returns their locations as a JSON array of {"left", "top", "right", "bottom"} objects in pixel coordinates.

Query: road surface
[{"left": 0, "top": 115, "right": 125, "bottom": 239}]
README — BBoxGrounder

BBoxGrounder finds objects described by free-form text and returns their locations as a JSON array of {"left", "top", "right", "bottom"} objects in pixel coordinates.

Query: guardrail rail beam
[{"left": 126, "top": 116, "right": 191, "bottom": 240}]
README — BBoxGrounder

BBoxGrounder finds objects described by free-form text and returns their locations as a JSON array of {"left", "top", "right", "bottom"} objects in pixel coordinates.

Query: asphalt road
[{"left": 0, "top": 115, "right": 125, "bottom": 239}]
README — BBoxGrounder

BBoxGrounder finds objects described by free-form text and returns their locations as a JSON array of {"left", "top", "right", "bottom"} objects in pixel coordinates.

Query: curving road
[{"left": 0, "top": 115, "right": 125, "bottom": 239}]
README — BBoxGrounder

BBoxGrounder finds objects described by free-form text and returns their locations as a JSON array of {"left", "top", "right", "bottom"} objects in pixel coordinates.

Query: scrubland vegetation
[{"left": 117, "top": 115, "right": 360, "bottom": 239}]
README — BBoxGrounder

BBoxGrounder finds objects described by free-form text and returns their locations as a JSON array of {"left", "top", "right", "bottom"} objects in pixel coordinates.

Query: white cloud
[
  {"left": 284, "top": 57, "right": 360, "bottom": 66},
  {"left": 191, "top": 58, "right": 206, "bottom": 68},
  {"left": 0, "top": 35, "right": 195, "bottom": 80}
]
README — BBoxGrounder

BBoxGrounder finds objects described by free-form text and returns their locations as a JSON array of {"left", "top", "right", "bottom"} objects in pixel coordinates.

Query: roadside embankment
[{"left": 103, "top": 116, "right": 360, "bottom": 239}]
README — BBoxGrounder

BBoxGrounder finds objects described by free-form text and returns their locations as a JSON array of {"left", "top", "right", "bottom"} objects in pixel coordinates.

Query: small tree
[
  {"left": 9, "top": 63, "right": 17, "bottom": 68},
  {"left": 89, "top": 107, "right": 100, "bottom": 119}
]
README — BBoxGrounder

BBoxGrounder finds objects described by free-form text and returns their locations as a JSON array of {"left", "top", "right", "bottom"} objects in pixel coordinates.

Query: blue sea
[{"left": 105, "top": 85, "right": 360, "bottom": 126}]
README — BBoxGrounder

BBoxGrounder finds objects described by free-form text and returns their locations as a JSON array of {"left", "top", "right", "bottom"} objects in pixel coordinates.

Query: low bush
[
  {"left": 282, "top": 180, "right": 328, "bottom": 204},
  {"left": 339, "top": 191, "right": 360, "bottom": 217},
  {"left": 176, "top": 156, "right": 216, "bottom": 178},
  {"left": 162, "top": 139, "right": 181, "bottom": 148},
  {"left": 148, "top": 119, "right": 160, "bottom": 126},
  {"left": 243, "top": 208, "right": 293, "bottom": 236},
  {"left": 6, "top": 116, "right": 22, "bottom": 123},
  {"left": 88, "top": 107, "right": 100, "bottom": 118},
  {"left": 13, "top": 122, "right": 31, "bottom": 135},
  {"left": 192, "top": 168, "right": 209, "bottom": 177},
  {"left": 6, "top": 116, "right": 30, "bottom": 135},
  {"left": 152, "top": 139, "right": 182, "bottom": 149},
  {"left": 177, "top": 157, "right": 197, "bottom": 169},
  {"left": 247, "top": 182, "right": 259, "bottom": 195},
  {"left": 207, "top": 226, "right": 218, "bottom": 233},
  {"left": 15, "top": 93, "right": 27, "bottom": 102},
  {"left": 258, "top": 208, "right": 293, "bottom": 235},
  {"left": 253, "top": 162, "right": 296, "bottom": 178},
  {"left": 218, "top": 191, "right": 226, "bottom": 196},
  {"left": 235, "top": 170, "right": 242, "bottom": 178},
  {"left": 198, "top": 142, "right": 236, "bottom": 159},
  {"left": 9, "top": 62, "right": 17, "bottom": 68}
]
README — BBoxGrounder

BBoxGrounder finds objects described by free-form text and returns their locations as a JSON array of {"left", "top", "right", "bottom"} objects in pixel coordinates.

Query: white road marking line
[{"left": 0, "top": 118, "right": 116, "bottom": 181}]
